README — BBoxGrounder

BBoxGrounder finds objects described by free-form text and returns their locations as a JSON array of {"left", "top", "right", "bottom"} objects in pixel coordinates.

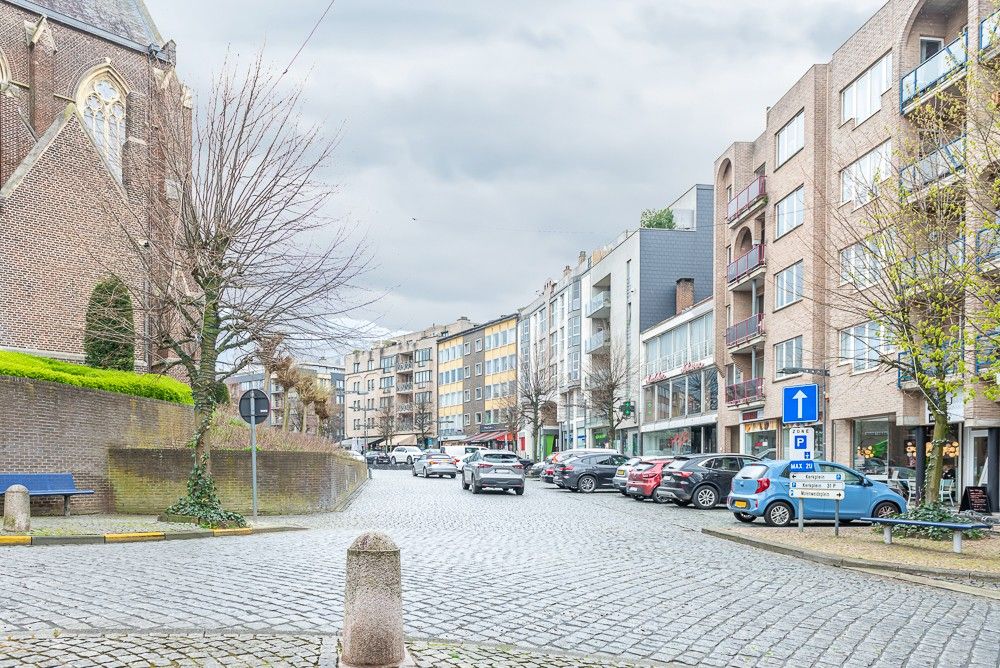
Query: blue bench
[
  {"left": 863, "top": 516, "right": 993, "bottom": 554},
  {"left": 0, "top": 473, "right": 94, "bottom": 517}
]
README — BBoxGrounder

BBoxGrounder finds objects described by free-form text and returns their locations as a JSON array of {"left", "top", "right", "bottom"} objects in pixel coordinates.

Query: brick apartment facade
[
  {"left": 715, "top": 0, "right": 1000, "bottom": 505},
  {"left": 0, "top": 0, "right": 183, "bottom": 368}
]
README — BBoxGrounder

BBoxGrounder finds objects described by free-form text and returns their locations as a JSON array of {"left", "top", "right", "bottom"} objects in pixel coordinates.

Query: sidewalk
[
  {"left": 0, "top": 632, "right": 681, "bottom": 667},
  {"left": 11, "top": 513, "right": 306, "bottom": 537}
]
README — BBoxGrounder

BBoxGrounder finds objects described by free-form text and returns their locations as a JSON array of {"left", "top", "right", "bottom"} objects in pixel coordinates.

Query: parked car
[
  {"left": 551, "top": 455, "right": 582, "bottom": 488},
  {"left": 443, "top": 444, "right": 485, "bottom": 460},
  {"left": 456, "top": 452, "right": 477, "bottom": 472},
  {"left": 541, "top": 449, "right": 611, "bottom": 484},
  {"left": 626, "top": 459, "right": 675, "bottom": 502},
  {"left": 556, "top": 452, "right": 630, "bottom": 492},
  {"left": 461, "top": 449, "right": 526, "bottom": 495},
  {"left": 365, "top": 450, "right": 390, "bottom": 465},
  {"left": 613, "top": 457, "right": 675, "bottom": 495},
  {"left": 412, "top": 452, "right": 458, "bottom": 478},
  {"left": 346, "top": 450, "right": 367, "bottom": 464},
  {"left": 727, "top": 460, "right": 907, "bottom": 526},
  {"left": 655, "top": 454, "right": 761, "bottom": 509},
  {"left": 389, "top": 446, "right": 423, "bottom": 465}
]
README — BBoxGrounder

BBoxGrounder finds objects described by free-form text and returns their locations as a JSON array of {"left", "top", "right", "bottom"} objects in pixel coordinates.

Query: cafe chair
[{"left": 939, "top": 479, "right": 955, "bottom": 505}]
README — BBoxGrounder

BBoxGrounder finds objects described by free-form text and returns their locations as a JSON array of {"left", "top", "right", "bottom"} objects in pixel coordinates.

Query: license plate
[
  {"left": 733, "top": 500, "right": 748, "bottom": 509},
  {"left": 628, "top": 486, "right": 639, "bottom": 493},
  {"left": 493, "top": 469, "right": 511, "bottom": 475}
]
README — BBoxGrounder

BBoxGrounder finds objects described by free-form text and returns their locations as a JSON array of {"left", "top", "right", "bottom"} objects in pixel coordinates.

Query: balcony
[
  {"left": 397, "top": 382, "right": 413, "bottom": 393},
  {"left": 982, "top": 8, "right": 1000, "bottom": 58},
  {"left": 899, "top": 238, "right": 965, "bottom": 283},
  {"left": 725, "top": 378, "right": 764, "bottom": 407},
  {"left": 977, "top": 226, "right": 1000, "bottom": 268},
  {"left": 725, "top": 313, "right": 764, "bottom": 349},
  {"left": 727, "top": 244, "right": 766, "bottom": 287},
  {"left": 726, "top": 176, "right": 766, "bottom": 225},
  {"left": 397, "top": 402, "right": 414, "bottom": 413},
  {"left": 900, "top": 33, "right": 967, "bottom": 114},
  {"left": 897, "top": 349, "right": 960, "bottom": 388},
  {"left": 586, "top": 291, "right": 611, "bottom": 319},
  {"left": 584, "top": 330, "right": 610, "bottom": 354},
  {"left": 642, "top": 339, "right": 714, "bottom": 380},
  {"left": 397, "top": 361, "right": 413, "bottom": 372},
  {"left": 900, "top": 136, "right": 964, "bottom": 191}
]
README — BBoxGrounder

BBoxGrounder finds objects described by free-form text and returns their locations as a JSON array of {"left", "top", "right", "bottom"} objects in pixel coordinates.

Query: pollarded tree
[
  {"left": 412, "top": 394, "right": 435, "bottom": 448},
  {"left": 518, "top": 347, "right": 556, "bottom": 461},
  {"left": 376, "top": 403, "right": 398, "bottom": 449},
  {"left": 585, "top": 337, "right": 635, "bottom": 452},
  {"left": 84, "top": 275, "right": 135, "bottom": 371}
]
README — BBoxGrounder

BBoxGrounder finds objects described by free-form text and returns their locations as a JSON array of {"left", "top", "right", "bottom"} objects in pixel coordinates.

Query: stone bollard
[
  {"left": 340, "top": 531, "right": 409, "bottom": 668},
  {"left": 3, "top": 485, "right": 30, "bottom": 533}
]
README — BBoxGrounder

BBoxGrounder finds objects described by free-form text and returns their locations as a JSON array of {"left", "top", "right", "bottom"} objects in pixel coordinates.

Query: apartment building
[
  {"left": 344, "top": 318, "right": 474, "bottom": 447},
  {"left": 715, "top": 0, "right": 1000, "bottom": 507},
  {"left": 582, "top": 185, "right": 714, "bottom": 454},
  {"left": 517, "top": 253, "right": 588, "bottom": 456},
  {"left": 640, "top": 296, "right": 717, "bottom": 457},
  {"left": 438, "top": 315, "right": 519, "bottom": 446}
]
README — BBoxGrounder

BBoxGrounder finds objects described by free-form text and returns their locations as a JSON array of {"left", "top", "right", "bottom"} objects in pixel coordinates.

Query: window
[
  {"left": 776, "top": 110, "right": 804, "bottom": 166},
  {"left": 841, "top": 140, "right": 892, "bottom": 205},
  {"left": 414, "top": 370, "right": 431, "bottom": 384},
  {"left": 367, "top": 360, "right": 375, "bottom": 371},
  {"left": 475, "top": 363, "right": 482, "bottom": 376},
  {"left": 464, "top": 414, "right": 470, "bottom": 426},
  {"left": 464, "top": 366, "right": 471, "bottom": 379},
  {"left": 840, "top": 321, "right": 886, "bottom": 371},
  {"left": 475, "top": 339, "right": 483, "bottom": 352},
  {"left": 841, "top": 53, "right": 892, "bottom": 124},
  {"left": 379, "top": 376, "right": 394, "bottom": 389},
  {"left": 774, "top": 336, "right": 803, "bottom": 378},
  {"left": 840, "top": 241, "right": 878, "bottom": 287},
  {"left": 775, "top": 262, "right": 804, "bottom": 309},
  {"left": 475, "top": 412, "right": 482, "bottom": 424},
  {"left": 464, "top": 342, "right": 471, "bottom": 355},
  {"left": 380, "top": 355, "right": 396, "bottom": 371},
  {"left": 920, "top": 37, "right": 943, "bottom": 63},
  {"left": 367, "top": 379, "right": 375, "bottom": 391},
  {"left": 475, "top": 387, "right": 482, "bottom": 400},
  {"left": 464, "top": 389, "right": 471, "bottom": 402},
  {"left": 414, "top": 348, "right": 431, "bottom": 363},
  {"left": 352, "top": 362, "right": 360, "bottom": 373},
  {"left": 80, "top": 74, "right": 127, "bottom": 180},
  {"left": 352, "top": 381, "right": 360, "bottom": 392},
  {"left": 775, "top": 187, "right": 804, "bottom": 238}
]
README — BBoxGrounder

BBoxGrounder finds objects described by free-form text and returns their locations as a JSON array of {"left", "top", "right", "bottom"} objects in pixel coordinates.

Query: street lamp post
[{"left": 779, "top": 366, "right": 831, "bottom": 460}]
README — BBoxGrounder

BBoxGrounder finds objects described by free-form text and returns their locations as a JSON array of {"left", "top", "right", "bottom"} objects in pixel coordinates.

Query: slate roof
[{"left": 10, "top": 0, "right": 163, "bottom": 48}]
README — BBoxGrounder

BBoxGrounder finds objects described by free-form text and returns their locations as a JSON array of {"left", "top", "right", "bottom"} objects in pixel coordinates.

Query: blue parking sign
[
  {"left": 789, "top": 460, "right": 816, "bottom": 473},
  {"left": 782, "top": 384, "right": 818, "bottom": 423}
]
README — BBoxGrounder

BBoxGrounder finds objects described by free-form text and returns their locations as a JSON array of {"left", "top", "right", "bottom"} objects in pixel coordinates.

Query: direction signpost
[
  {"left": 790, "top": 471, "right": 846, "bottom": 536},
  {"left": 239, "top": 389, "right": 270, "bottom": 518}
]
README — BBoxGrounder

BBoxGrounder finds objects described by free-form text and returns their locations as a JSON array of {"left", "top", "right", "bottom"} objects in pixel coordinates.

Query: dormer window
[{"left": 80, "top": 74, "right": 126, "bottom": 180}]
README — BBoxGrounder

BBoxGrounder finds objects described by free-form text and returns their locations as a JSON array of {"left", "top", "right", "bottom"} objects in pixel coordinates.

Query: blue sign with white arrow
[{"left": 782, "top": 384, "right": 818, "bottom": 423}]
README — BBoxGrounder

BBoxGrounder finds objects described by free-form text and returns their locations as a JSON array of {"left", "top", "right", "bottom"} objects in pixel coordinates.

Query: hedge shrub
[
  {"left": 84, "top": 276, "right": 135, "bottom": 371},
  {"left": 0, "top": 351, "right": 193, "bottom": 405}
]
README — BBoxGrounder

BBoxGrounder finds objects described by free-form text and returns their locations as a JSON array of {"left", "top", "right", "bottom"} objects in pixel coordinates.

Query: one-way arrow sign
[{"left": 782, "top": 384, "right": 818, "bottom": 423}]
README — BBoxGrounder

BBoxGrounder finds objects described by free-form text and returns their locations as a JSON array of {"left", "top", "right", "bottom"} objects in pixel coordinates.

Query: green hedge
[{"left": 0, "top": 351, "right": 193, "bottom": 405}]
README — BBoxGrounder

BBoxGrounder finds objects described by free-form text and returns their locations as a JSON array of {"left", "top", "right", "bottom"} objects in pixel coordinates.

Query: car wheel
[
  {"left": 672, "top": 499, "right": 691, "bottom": 507},
  {"left": 515, "top": 487, "right": 524, "bottom": 496},
  {"left": 632, "top": 494, "right": 644, "bottom": 501},
  {"left": 620, "top": 490, "right": 629, "bottom": 496},
  {"left": 652, "top": 487, "right": 669, "bottom": 504},
  {"left": 577, "top": 475, "right": 597, "bottom": 493},
  {"left": 390, "top": 457, "right": 397, "bottom": 465},
  {"left": 461, "top": 475, "right": 470, "bottom": 490},
  {"left": 764, "top": 501, "right": 794, "bottom": 527},
  {"left": 472, "top": 479, "right": 481, "bottom": 494},
  {"left": 872, "top": 501, "right": 900, "bottom": 519},
  {"left": 422, "top": 468, "right": 429, "bottom": 478},
  {"left": 411, "top": 467, "right": 417, "bottom": 477},
  {"left": 734, "top": 512, "right": 756, "bottom": 523},
  {"left": 406, "top": 457, "right": 413, "bottom": 465},
  {"left": 450, "top": 474, "right": 456, "bottom": 479},
  {"left": 692, "top": 485, "right": 719, "bottom": 510}
]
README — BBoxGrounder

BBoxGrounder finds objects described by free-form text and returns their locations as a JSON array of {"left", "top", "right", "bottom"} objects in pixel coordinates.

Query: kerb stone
[{"left": 3, "top": 485, "right": 30, "bottom": 533}]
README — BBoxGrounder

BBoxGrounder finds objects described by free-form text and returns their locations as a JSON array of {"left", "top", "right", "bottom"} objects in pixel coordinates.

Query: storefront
[
  {"left": 640, "top": 366, "right": 717, "bottom": 457},
  {"left": 742, "top": 418, "right": 779, "bottom": 459},
  {"left": 641, "top": 424, "right": 716, "bottom": 457}
]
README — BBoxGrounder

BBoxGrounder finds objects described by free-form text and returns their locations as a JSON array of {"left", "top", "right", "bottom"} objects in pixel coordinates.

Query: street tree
[
  {"left": 273, "top": 356, "right": 301, "bottom": 432},
  {"left": 294, "top": 373, "right": 321, "bottom": 433},
  {"left": 412, "top": 395, "right": 435, "bottom": 447},
  {"left": 254, "top": 333, "right": 286, "bottom": 420},
  {"left": 518, "top": 348, "right": 556, "bottom": 461},
  {"left": 497, "top": 390, "right": 524, "bottom": 453},
  {"left": 111, "top": 52, "right": 371, "bottom": 465},
  {"left": 376, "top": 403, "right": 398, "bottom": 448},
  {"left": 585, "top": 338, "right": 635, "bottom": 451}
]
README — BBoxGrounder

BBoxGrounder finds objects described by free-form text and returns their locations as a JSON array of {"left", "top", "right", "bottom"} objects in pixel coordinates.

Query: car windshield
[
  {"left": 626, "top": 457, "right": 642, "bottom": 466},
  {"left": 484, "top": 453, "right": 518, "bottom": 463},
  {"left": 665, "top": 458, "right": 691, "bottom": 470},
  {"left": 736, "top": 464, "right": 771, "bottom": 480},
  {"left": 633, "top": 462, "right": 655, "bottom": 472}
]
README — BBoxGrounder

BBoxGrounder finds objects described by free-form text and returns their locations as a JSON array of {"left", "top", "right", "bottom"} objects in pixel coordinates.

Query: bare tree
[
  {"left": 110, "top": 52, "right": 372, "bottom": 464},
  {"left": 254, "top": 333, "right": 286, "bottom": 421},
  {"left": 519, "top": 347, "right": 556, "bottom": 461},
  {"left": 273, "top": 356, "right": 301, "bottom": 432},
  {"left": 294, "top": 373, "right": 321, "bottom": 433},
  {"left": 497, "top": 390, "right": 524, "bottom": 453},
  {"left": 376, "top": 403, "right": 398, "bottom": 449},
  {"left": 585, "top": 338, "right": 635, "bottom": 452},
  {"left": 412, "top": 395, "right": 435, "bottom": 448}
]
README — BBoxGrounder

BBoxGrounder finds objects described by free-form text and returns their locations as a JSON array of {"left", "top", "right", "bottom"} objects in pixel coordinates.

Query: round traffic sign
[{"left": 239, "top": 389, "right": 270, "bottom": 425}]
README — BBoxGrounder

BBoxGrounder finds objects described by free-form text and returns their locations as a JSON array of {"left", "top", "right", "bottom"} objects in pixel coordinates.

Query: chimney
[
  {"left": 578, "top": 251, "right": 586, "bottom": 266},
  {"left": 563, "top": 265, "right": 571, "bottom": 278},
  {"left": 675, "top": 278, "right": 694, "bottom": 315}
]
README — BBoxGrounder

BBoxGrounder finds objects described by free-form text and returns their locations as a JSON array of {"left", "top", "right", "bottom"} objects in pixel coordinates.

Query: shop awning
[
  {"left": 393, "top": 434, "right": 418, "bottom": 446},
  {"left": 468, "top": 430, "right": 512, "bottom": 444}
]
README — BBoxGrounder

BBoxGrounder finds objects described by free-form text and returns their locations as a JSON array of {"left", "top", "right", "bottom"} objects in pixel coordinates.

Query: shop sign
[
  {"left": 682, "top": 361, "right": 705, "bottom": 373},
  {"left": 960, "top": 486, "right": 992, "bottom": 513},
  {"left": 740, "top": 410, "right": 761, "bottom": 422},
  {"left": 642, "top": 371, "right": 668, "bottom": 386},
  {"left": 744, "top": 419, "right": 778, "bottom": 433}
]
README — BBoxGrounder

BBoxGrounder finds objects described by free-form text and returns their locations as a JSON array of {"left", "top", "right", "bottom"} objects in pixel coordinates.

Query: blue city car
[{"left": 727, "top": 459, "right": 906, "bottom": 527}]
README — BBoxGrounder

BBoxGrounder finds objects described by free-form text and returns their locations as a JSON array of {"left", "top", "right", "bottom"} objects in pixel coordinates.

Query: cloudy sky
[{"left": 146, "top": 0, "right": 884, "bottom": 337}]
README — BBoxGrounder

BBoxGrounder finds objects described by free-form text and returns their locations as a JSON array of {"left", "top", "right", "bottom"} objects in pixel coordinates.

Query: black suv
[
  {"left": 654, "top": 454, "right": 760, "bottom": 509},
  {"left": 555, "top": 452, "right": 630, "bottom": 493}
]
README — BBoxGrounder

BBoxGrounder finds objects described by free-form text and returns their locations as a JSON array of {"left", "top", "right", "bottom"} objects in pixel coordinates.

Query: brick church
[{"left": 0, "top": 0, "right": 185, "bottom": 368}]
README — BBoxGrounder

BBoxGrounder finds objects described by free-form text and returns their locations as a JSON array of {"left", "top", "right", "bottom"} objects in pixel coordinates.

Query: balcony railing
[
  {"left": 727, "top": 244, "right": 766, "bottom": 284},
  {"left": 976, "top": 227, "right": 1000, "bottom": 265},
  {"left": 397, "top": 361, "right": 413, "bottom": 372},
  {"left": 897, "top": 349, "right": 961, "bottom": 387},
  {"left": 725, "top": 313, "right": 764, "bottom": 348},
  {"left": 982, "top": 8, "right": 1000, "bottom": 55},
  {"left": 899, "top": 238, "right": 965, "bottom": 282},
  {"left": 976, "top": 333, "right": 998, "bottom": 375},
  {"left": 397, "top": 382, "right": 413, "bottom": 392},
  {"left": 585, "top": 291, "right": 611, "bottom": 318},
  {"left": 725, "top": 378, "right": 764, "bottom": 406},
  {"left": 900, "top": 33, "right": 967, "bottom": 111},
  {"left": 900, "top": 136, "right": 965, "bottom": 191},
  {"left": 642, "top": 339, "right": 714, "bottom": 378},
  {"left": 584, "top": 330, "right": 609, "bottom": 354},
  {"left": 397, "top": 402, "right": 414, "bottom": 413},
  {"left": 726, "top": 176, "right": 766, "bottom": 223}
]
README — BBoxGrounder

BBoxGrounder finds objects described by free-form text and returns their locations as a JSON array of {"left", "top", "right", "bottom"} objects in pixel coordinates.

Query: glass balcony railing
[
  {"left": 899, "top": 238, "right": 965, "bottom": 282},
  {"left": 584, "top": 330, "right": 609, "bottom": 354},
  {"left": 900, "top": 33, "right": 967, "bottom": 111},
  {"left": 726, "top": 176, "right": 766, "bottom": 223},
  {"left": 897, "top": 349, "right": 960, "bottom": 387},
  {"left": 727, "top": 244, "right": 766, "bottom": 284},
  {"left": 981, "top": 8, "right": 1000, "bottom": 54},
  {"left": 900, "top": 136, "right": 964, "bottom": 191},
  {"left": 725, "top": 314, "right": 764, "bottom": 348},
  {"left": 585, "top": 291, "right": 611, "bottom": 318},
  {"left": 725, "top": 378, "right": 764, "bottom": 406},
  {"left": 976, "top": 226, "right": 1000, "bottom": 265},
  {"left": 976, "top": 333, "right": 998, "bottom": 374},
  {"left": 642, "top": 339, "right": 714, "bottom": 378}
]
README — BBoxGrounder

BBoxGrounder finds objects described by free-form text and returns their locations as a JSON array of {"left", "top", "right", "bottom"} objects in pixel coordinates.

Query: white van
[{"left": 442, "top": 444, "right": 485, "bottom": 461}]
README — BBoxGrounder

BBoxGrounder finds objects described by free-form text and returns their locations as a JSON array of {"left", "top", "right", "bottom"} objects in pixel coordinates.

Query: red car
[{"left": 625, "top": 459, "right": 673, "bottom": 502}]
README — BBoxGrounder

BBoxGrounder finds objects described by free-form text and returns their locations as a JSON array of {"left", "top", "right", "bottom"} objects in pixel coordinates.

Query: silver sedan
[{"left": 412, "top": 453, "right": 458, "bottom": 478}]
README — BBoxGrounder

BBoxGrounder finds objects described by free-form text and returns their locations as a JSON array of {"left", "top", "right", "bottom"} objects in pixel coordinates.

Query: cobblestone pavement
[{"left": 2, "top": 471, "right": 998, "bottom": 667}]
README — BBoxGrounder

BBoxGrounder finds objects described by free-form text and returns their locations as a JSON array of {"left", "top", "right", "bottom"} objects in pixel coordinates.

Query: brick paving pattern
[{"left": 0, "top": 471, "right": 998, "bottom": 667}]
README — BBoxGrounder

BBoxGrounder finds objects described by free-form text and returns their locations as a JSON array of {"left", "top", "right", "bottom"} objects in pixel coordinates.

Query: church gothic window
[{"left": 80, "top": 75, "right": 126, "bottom": 180}]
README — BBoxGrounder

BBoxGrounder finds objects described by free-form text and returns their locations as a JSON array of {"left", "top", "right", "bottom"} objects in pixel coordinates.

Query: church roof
[{"left": 8, "top": 0, "right": 164, "bottom": 49}]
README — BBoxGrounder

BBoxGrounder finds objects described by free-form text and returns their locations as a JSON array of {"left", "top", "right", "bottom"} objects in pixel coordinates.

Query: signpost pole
[
  {"left": 250, "top": 392, "right": 259, "bottom": 518},
  {"left": 797, "top": 499, "right": 804, "bottom": 533},
  {"left": 834, "top": 499, "right": 840, "bottom": 537}
]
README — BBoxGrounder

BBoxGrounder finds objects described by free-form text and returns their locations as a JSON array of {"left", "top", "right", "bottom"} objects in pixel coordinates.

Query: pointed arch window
[{"left": 81, "top": 76, "right": 126, "bottom": 180}]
